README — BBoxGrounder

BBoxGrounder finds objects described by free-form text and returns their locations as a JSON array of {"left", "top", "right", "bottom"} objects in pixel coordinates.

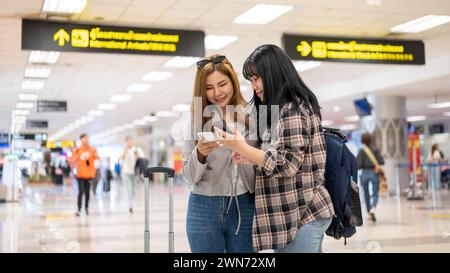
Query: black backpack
[
  {"left": 135, "top": 158, "right": 149, "bottom": 175},
  {"left": 323, "top": 127, "right": 363, "bottom": 245}
]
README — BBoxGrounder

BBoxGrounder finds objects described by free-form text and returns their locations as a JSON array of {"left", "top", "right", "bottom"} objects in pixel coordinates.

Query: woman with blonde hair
[{"left": 183, "top": 54, "right": 257, "bottom": 253}]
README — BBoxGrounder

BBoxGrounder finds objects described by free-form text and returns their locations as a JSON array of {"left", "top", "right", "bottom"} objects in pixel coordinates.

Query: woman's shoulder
[{"left": 281, "top": 102, "right": 315, "bottom": 120}]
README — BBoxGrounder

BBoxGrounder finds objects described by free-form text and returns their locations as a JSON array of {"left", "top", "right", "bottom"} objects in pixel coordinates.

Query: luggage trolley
[{"left": 143, "top": 167, "right": 175, "bottom": 253}]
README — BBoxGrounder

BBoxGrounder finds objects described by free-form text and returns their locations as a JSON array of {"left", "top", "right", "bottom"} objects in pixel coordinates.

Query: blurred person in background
[
  {"left": 70, "top": 134, "right": 99, "bottom": 216},
  {"left": 356, "top": 133, "right": 384, "bottom": 222},
  {"left": 426, "top": 143, "right": 447, "bottom": 190},
  {"left": 120, "top": 136, "right": 144, "bottom": 214}
]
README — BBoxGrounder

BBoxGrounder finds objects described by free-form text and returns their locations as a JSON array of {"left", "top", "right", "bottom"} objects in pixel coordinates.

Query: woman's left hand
[{"left": 214, "top": 124, "right": 246, "bottom": 152}]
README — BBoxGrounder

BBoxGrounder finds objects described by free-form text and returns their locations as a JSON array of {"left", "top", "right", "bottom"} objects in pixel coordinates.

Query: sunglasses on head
[{"left": 196, "top": 55, "right": 227, "bottom": 69}]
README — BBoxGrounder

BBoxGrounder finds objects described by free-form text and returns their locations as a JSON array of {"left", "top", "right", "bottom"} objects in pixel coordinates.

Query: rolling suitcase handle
[{"left": 143, "top": 167, "right": 175, "bottom": 253}]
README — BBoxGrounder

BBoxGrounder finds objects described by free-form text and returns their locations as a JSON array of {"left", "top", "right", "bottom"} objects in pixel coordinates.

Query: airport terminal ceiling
[{"left": 1, "top": 0, "right": 450, "bottom": 141}]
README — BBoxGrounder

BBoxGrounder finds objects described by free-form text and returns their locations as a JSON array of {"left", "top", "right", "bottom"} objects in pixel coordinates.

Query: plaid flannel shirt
[{"left": 253, "top": 102, "right": 334, "bottom": 252}]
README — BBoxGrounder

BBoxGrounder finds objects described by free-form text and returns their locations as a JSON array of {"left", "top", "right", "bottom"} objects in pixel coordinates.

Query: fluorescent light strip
[
  {"left": 43, "top": 0, "right": 88, "bottom": 14},
  {"left": 391, "top": 15, "right": 450, "bottom": 33},
  {"left": 28, "top": 51, "right": 60, "bottom": 64},
  {"left": 16, "top": 102, "right": 34, "bottom": 109},
  {"left": 19, "top": 93, "right": 38, "bottom": 101},
  {"left": 428, "top": 101, "right": 450, "bottom": 109},
  {"left": 126, "top": 83, "right": 152, "bottom": 93},
  {"left": 156, "top": 111, "right": 178, "bottom": 118},
  {"left": 142, "top": 71, "right": 173, "bottom": 82},
  {"left": 233, "top": 4, "right": 293, "bottom": 25},
  {"left": 172, "top": 104, "right": 190, "bottom": 112},
  {"left": 110, "top": 94, "right": 132, "bottom": 103},
  {"left": 88, "top": 110, "right": 104, "bottom": 116},
  {"left": 80, "top": 116, "right": 94, "bottom": 122},
  {"left": 164, "top": 57, "right": 200, "bottom": 68},
  {"left": 21, "top": 80, "right": 45, "bottom": 90},
  {"left": 407, "top": 115, "right": 426, "bottom": 122},
  {"left": 24, "top": 67, "right": 51, "bottom": 78},
  {"left": 294, "top": 61, "right": 322, "bottom": 72},
  {"left": 205, "top": 35, "right": 238, "bottom": 50},
  {"left": 13, "top": 110, "right": 30, "bottom": 116},
  {"left": 98, "top": 103, "right": 116, "bottom": 110}
]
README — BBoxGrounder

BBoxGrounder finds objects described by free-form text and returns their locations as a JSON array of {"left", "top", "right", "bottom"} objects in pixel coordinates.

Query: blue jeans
[
  {"left": 186, "top": 192, "right": 255, "bottom": 253},
  {"left": 275, "top": 217, "right": 332, "bottom": 253},
  {"left": 360, "top": 169, "right": 379, "bottom": 213}
]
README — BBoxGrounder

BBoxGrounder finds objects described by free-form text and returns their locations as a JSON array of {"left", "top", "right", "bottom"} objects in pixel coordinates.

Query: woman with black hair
[{"left": 216, "top": 44, "right": 334, "bottom": 253}]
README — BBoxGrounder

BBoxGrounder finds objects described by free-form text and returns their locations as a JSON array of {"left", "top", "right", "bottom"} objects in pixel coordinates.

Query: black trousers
[{"left": 77, "top": 178, "right": 91, "bottom": 211}]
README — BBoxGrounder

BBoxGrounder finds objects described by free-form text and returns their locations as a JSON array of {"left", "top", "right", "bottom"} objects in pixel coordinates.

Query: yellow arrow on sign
[
  {"left": 296, "top": 41, "right": 311, "bottom": 57},
  {"left": 53, "top": 28, "right": 70, "bottom": 46}
]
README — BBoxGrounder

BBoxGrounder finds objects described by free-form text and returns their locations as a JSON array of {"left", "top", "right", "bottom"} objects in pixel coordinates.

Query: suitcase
[{"left": 143, "top": 167, "right": 175, "bottom": 253}]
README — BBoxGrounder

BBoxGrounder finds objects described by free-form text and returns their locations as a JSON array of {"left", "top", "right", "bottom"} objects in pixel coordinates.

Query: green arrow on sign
[
  {"left": 296, "top": 41, "right": 311, "bottom": 57},
  {"left": 53, "top": 28, "right": 70, "bottom": 46}
]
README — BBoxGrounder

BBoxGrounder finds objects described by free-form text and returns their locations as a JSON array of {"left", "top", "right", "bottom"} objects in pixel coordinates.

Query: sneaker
[
  {"left": 75, "top": 211, "right": 80, "bottom": 217},
  {"left": 85, "top": 209, "right": 89, "bottom": 215},
  {"left": 369, "top": 208, "right": 377, "bottom": 222},
  {"left": 129, "top": 208, "right": 133, "bottom": 214}
]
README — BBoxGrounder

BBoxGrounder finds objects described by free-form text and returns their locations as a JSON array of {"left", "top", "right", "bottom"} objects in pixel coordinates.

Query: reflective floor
[{"left": 1, "top": 178, "right": 450, "bottom": 253}]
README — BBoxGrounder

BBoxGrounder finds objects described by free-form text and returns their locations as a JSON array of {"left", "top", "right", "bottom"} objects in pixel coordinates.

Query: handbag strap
[{"left": 362, "top": 145, "right": 379, "bottom": 168}]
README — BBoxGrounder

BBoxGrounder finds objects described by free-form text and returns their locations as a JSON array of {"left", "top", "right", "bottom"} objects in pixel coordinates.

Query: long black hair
[{"left": 243, "top": 44, "right": 322, "bottom": 128}]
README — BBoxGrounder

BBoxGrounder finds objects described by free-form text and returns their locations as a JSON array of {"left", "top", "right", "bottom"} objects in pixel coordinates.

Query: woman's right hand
[
  {"left": 232, "top": 151, "right": 254, "bottom": 165},
  {"left": 196, "top": 138, "right": 220, "bottom": 163}
]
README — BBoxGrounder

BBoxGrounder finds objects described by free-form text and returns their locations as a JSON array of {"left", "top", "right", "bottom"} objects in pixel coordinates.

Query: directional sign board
[
  {"left": 26, "top": 120, "right": 48, "bottom": 129},
  {"left": 12, "top": 133, "right": 47, "bottom": 141},
  {"left": 22, "top": 19, "right": 205, "bottom": 57},
  {"left": 283, "top": 34, "right": 425, "bottom": 65},
  {"left": 37, "top": 100, "right": 67, "bottom": 112}
]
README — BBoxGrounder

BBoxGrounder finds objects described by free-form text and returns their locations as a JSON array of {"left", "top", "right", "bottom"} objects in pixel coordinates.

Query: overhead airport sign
[
  {"left": 12, "top": 133, "right": 47, "bottom": 141},
  {"left": 282, "top": 34, "right": 425, "bottom": 65},
  {"left": 22, "top": 19, "right": 205, "bottom": 57},
  {"left": 26, "top": 120, "right": 48, "bottom": 129},
  {"left": 46, "top": 140, "right": 75, "bottom": 149},
  {"left": 37, "top": 100, "right": 67, "bottom": 112}
]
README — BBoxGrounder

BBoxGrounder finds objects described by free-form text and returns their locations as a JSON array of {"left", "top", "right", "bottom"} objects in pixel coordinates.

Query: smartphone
[
  {"left": 212, "top": 121, "right": 233, "bottom": 134},
  {"left": 197, "top": 132, "right": 222, "bottom": 142}
]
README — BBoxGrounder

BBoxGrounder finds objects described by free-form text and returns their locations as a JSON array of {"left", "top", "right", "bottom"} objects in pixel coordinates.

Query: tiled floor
[{"left": 1, "top": 177, "right": 449, "bottom": 253}]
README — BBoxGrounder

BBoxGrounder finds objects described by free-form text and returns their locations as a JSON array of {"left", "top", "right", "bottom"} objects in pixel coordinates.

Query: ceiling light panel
[
  {"left": 142, "top": 71, "right": 173, "bottom": 82},
  {"left": 42, "top": 0, "right": 88, "bottom": 14},
  {"left": 28, "top": 51, "right": 60, "bottom": 64},
  {"left": 391, "top": 15, "right": 450, "bottom": 33},
  {"left": 24, "top": 67, "right": 51, "bottom": 78},
  {"left": 233, "top": 4, "right": 293, "bottom": 25},
  {"left": 126, "top": 83, "right": 152, "bottom": 92},
  {"left": 164, "top": 57, "right": 200, "bottom": 68},
  {"left": 21, "top": 80, "right": 45, "bottom": 90},
  {"left": 110, "top": 94, "right": 132, "bottom": 103},
  {"left": 18, "top": 93, "right": 39, "bottom": 101}
]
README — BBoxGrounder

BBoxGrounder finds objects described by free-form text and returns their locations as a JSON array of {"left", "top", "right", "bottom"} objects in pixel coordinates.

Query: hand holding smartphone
[{"left": 197, "top": 132, "right": 223, "bottom": 143}]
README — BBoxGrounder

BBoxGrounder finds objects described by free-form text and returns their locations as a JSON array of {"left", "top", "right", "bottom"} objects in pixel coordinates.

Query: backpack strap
[{"left": 362, "top": 145, "right": 379, "bottom": 167}]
